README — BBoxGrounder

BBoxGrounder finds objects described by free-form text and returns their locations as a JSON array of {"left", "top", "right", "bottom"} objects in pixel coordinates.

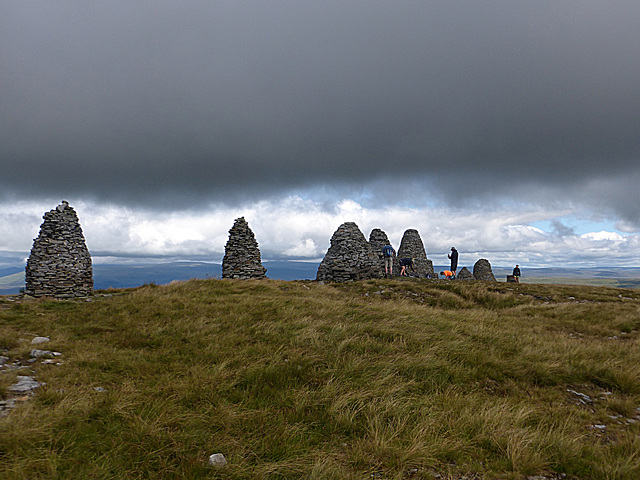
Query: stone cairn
[
  {"left": 316, "top": 222, "right": 378, "bottom": 282},
  {"left": 473, "top": 259, "right": 497, "bottom": 281},
  {"left": 25, "top": 201, "right": 93, "bottom": 298},
  {"left": 368, "top": 228, "right": 398, "bottom": 277},
  {"left": 456, "top": 267, "right": 475, "bottom": 281},
  {"left": 397, "top": 229, "right": 435, "bottom": 278},
  {"left": 222, "top": 217, "right": 267, "bottom": 279}
]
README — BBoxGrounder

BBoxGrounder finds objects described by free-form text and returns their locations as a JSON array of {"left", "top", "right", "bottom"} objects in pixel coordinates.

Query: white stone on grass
[
  {"left": 30, "top": 349, "right": 61, "bottom": 358},
  {"left": 208, "top": 453, "right": 228, "bottom": 467},
  {"left": 9, "top": 376, "right": 45, "bottom": 392}
]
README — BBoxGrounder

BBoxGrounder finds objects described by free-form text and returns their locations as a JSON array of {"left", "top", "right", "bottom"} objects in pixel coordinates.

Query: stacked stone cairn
[
  {"left": 456, "top": 267, "right": 475, "bottom": 281},
  {"left": 473, "top": 259, "right": 497, "bottom": 281},
  {"left": 222, "top": 217, "right": 267, "bottom": 279},
  {"left": 316, "top": 222, "right": 378, "bottom": 282},
  {"left": 368, "top": 228, "right": 399, "bottom": 277},
  {"left": 397, "top": 229, "right": 435, "bottom": 278},
  {"left": 25, "top": 201, "right": 93, "bottom": 298}
]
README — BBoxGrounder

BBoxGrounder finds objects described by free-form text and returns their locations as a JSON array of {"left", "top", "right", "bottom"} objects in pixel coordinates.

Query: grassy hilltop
[{"left": 1, "top": 279, "right": 640, "bottom": 479}]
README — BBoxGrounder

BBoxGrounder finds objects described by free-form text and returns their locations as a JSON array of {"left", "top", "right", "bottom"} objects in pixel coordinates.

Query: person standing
[
  {"left": 448, "top": 247, "right": 458, "bottom": 278},
  {"left": 381, "top": 244, "right": 395, "bottom": 277},
  {"left": 513, "top": 265, "right": 521, "bottom": 283}
]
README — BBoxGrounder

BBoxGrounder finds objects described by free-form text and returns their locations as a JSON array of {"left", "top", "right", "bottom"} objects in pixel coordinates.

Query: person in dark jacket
[
  {"left": 399, "top": 258, "right": 415, "bottom": 276},
  {"left": 513, "top": 265, "right": 521, "bottom": 283},
  {"left": 448, "top": 247, "right": 458, "bottom": 278}
]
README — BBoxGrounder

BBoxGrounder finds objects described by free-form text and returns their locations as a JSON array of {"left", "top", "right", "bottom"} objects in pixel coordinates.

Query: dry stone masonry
[
  {"left": 456, "top": 267, "right": 475, "bottom": 281},
  {"left": 368, "top": 228, "right": 398, "bottom": 277},
  {"left": 222, "top": 217, "right": 267, "bottom": 279},
  {"left": 397, "top": 229, "right": 435, "bottom": 278},
  {"left": 473, "top": 259, "right": 497, "bottom": 281},
  {"left": 317, "top": 222, "right": 378, "bottom": 282},
  {"left": 25, "top": 201, "right": 93, "bottom": 298}
]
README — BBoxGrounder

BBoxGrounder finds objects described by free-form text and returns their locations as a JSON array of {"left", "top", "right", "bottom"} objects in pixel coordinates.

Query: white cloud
[
  {"left": 580, "top": 231, "right": 625, "bottom": 242},
  {"left": 2, "top": 197, "right": 640, "bottom": 268},
  {"left": 283, "top": 238, "right": 318, "bottom": 257}
]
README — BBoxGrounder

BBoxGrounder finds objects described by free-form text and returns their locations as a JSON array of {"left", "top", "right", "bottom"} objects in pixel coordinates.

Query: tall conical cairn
[
  {"left": 25, "top": 201, "right": 93, "bottom": 298},
  {"left": 368, "top": 228, "right": 398, "bottom": 277},
  {"left": 222, "top": 217, "right": 267, "bottom": 279},
  {"left": 316, "top": 222, "right": 377, "bottom": 282},
  {"left": 397, "top": 229, "right": 435, "bottom": 278}
]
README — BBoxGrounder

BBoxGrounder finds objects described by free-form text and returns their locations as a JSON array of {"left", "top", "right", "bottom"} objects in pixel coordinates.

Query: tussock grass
[{"left": 1, "top": 279, "right": 640, "bottom": 479}]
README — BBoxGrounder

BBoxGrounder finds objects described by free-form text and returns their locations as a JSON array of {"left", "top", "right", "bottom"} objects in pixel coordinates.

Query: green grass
[{"left": 1, "top": 279, "right": 640, "bottom": 479}]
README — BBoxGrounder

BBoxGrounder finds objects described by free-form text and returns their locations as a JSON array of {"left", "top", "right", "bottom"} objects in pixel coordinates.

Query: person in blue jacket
[{"left": 381, "top": 244, "right": 395, "bottom": 277}]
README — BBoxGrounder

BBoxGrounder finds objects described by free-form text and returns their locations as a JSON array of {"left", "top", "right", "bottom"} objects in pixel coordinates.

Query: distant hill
[
  {"left": 95, "top": 261, "right": 319, "bottom": 290},
  {"left": 94, "top": 262, "right": 221, "bottom": 290},
  {"left": 2, "top": 262, "right": 640, "bottom": 295},
  {"left": 0, "top": 261, "right": 320, "bottom": 294},
  {"left": 0, "top": 266, "right": 22, "bottom": 277},
  {"left": 491, "top": 266, "right": 640, "bottom": 289},
  {"left": 0, "top": 272, "right": 25, "bottom": 295}
]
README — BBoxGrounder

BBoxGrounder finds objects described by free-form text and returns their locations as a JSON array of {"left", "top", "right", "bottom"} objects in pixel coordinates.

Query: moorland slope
[{"left": 1, "top": 278, "right": 640, "bottom": 479}]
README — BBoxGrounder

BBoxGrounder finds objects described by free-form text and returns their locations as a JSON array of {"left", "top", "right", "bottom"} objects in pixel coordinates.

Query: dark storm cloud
[{"left": 1, "top": 2, "right": 639, "bottom": 219}]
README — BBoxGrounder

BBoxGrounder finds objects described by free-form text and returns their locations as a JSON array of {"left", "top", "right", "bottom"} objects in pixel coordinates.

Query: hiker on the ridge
[
  {"left": 513, "top": 265, "right": 521, "bottom": 283},
  {"left": 399, "top": 258, "right": 415, "bottom": 276},
  {"left": 440, "top": 270, "right": 455, "bottom": 279},
  {"left": 381, "top": 244, "right": 395, "bottom": 277},
  {"left": 448, "top": 247, "right": 458, "bottom": 278}
]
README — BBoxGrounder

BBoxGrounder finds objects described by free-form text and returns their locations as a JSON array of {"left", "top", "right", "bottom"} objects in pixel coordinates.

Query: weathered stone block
[
  {"left": 456, "top": 267, "right": 475, "bottom": 281},
  {"left": 473, "top": 259, "right": 497, "bottom": 282}
]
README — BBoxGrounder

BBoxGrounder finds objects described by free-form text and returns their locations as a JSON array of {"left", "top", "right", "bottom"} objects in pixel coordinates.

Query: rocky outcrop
[
  {"left": 456, "top": 267, "right": 475, "bottom": 281},
  {"left": 222, "top": 217, "right": 267, "bottom": 279},
  {"left": 397, "top": 229, "right": 435, "bottom": 278},
  {"left": 368, "top": 228, "right": 398, "bottom": 277},
  {"left": 317, "top": 222, "right": 377, "bottom": 282},
  {"left": 25, "top": 201, "right": 93, "bottom": 298},
  {"left": 473, "top": 259, "right": 497, "bottom": 282}
]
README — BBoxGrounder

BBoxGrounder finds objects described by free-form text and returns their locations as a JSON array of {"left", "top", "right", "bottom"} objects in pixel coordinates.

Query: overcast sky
[{"left": 1, "top": 2, "right": 639, "bottom": 269}]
